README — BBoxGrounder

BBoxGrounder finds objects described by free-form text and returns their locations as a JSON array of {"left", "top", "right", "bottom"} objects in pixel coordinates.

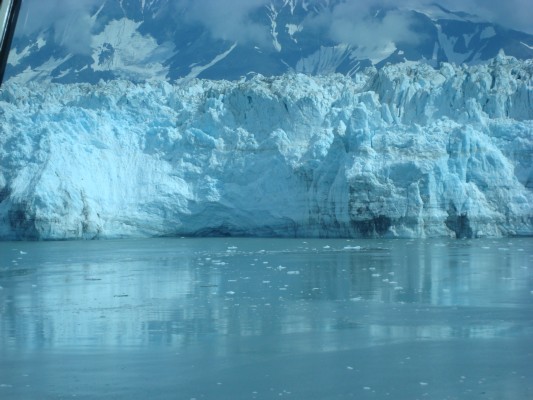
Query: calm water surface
[{"left": 0, "top": 238, "right": 532, "bottom": 399}]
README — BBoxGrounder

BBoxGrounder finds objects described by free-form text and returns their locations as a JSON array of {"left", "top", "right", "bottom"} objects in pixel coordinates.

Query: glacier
[
  {"left": 6, "top": 0, "right": 533, "bottom": 84},
  {"left": 0, "top": 54, "right": 532, "bottom": 240}
]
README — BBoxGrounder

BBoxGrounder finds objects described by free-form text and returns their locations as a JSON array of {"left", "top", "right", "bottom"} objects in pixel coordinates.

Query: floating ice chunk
[
  {"left": 287, "top": 270, "right": 300, "bottom": 275},
  {"left": 343, "top": 246, "right": 361, "bottom": 250},
  {"left": 419, "top": 382, "right": 429, "bottom": 386},
  {"left": 19, "top": 251, "right": 27, "bottom": 255},
  {"left": 323, "top": 245, "right": 330, "bottom": 249},
  {"left": 226, "top": 291, "right": 235, "bottom": 295}
]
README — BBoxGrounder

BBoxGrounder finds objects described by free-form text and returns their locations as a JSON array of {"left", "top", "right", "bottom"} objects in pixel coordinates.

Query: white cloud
[
  {"left": 14, "top": 0, "right": 533, "bottom": 56},
  {"left": 302, "top": 0, "right": 533, "bottom": 56},
  {"left": 175, "top": 0, "right": 271, "bottom": 46},
  {"left": 438, "top": 0, "right": 533, "bottom": 34},
  {"left": 305, "top": 2, "right": 421, "bottom": 50},
  {"left": 17, "top": 0, "right": 103, "bottom": 54}
]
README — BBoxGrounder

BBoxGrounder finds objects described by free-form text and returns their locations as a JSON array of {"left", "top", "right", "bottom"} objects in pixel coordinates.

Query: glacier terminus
[{"left": 0, "top": 54, "right": 532, "bottom": 240}]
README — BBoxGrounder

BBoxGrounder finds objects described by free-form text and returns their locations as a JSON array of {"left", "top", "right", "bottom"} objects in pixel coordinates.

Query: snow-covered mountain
[
  {"left": 1, "top": 54, "right": 531, "bottom": 239},
  {"left": 5, "top": 0, "right": 533, "bottom": 83}
]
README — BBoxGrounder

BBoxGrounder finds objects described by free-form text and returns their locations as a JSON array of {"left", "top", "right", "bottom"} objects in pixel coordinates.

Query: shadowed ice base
[{"left": 0, "top": 238, "right": 532, "bottom": 399}]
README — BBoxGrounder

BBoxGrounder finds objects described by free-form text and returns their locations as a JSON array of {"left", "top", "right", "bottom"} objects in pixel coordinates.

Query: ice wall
[{"left": 1, "top": 54, "right": 532, "bottom": 239}]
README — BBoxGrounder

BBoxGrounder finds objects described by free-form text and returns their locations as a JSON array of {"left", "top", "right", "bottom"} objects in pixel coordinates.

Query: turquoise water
[{"left": 1, "top": 238, "right": 532, "bottom": 399}]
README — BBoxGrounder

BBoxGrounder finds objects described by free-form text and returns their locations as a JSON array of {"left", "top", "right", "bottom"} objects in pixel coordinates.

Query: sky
[{"left": 17, "top": 0, "right": 533, "bottom": 54}]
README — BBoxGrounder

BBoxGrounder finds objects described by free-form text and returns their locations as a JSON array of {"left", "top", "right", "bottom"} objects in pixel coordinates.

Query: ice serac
[{"left": 0, "top": 55, "right": 532, "bottom": 240}]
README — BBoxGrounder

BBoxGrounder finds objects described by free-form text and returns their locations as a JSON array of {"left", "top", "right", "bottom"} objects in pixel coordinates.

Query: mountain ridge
[{"left": 5, "top": 0, "right": 533, "bottom": 84}]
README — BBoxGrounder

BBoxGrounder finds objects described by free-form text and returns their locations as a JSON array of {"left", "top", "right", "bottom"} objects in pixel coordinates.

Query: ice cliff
[{"left": 1, "top": 54, "right": 532, "bottom": 239}]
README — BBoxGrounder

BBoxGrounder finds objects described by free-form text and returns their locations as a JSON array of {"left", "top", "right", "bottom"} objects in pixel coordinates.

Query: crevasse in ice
[{"left": 0, "top": 55, "right": 531, "bottom": 239}]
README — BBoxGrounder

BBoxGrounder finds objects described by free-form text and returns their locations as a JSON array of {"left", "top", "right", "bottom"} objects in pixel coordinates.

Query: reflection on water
[
  {"left": 1, "top": 238, "right": 531, "bottom": 350},
  {"left": 0, "top": 238, "right": 532, "bottom": 399}
]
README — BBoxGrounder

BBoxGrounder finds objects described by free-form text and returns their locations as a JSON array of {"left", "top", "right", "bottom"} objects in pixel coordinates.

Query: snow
[
  {"left": 286, "top": 24, "right": 303, "bottom": 43},
  {"left": 436, "top": 25, "right": 473, "bottom": 65},
  {"left": 480, "top": 27, "right": 497, "bottom": 41},
  {"left": 351, "top": 41, "right": 397, "bottom": 65},
  {"left": 268, "top": 4, "right": 283, "bottom": 52},
  {"left": 296, "top": 44, "right": 350, "bottom": 75},
  {"left": 463, "top": 32, "right": 476, "bottom": 48},
  {"left": 7, "top": 37, "right": 47, "bottom": 67},
  {"left": 91, "top": 18, "right": 174, "bottom": 80},
  {"left": 7, "top": 55, "right": 73, "bottom": 85},
  {"left": 0, "top": 55, "right": 532, "bottom": 240},
  {"left": 185, "top": 43, "right": 238, "bottom": 80},
  {"left": 521, "top": 41, "right": 533, "bottom": 51}
]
